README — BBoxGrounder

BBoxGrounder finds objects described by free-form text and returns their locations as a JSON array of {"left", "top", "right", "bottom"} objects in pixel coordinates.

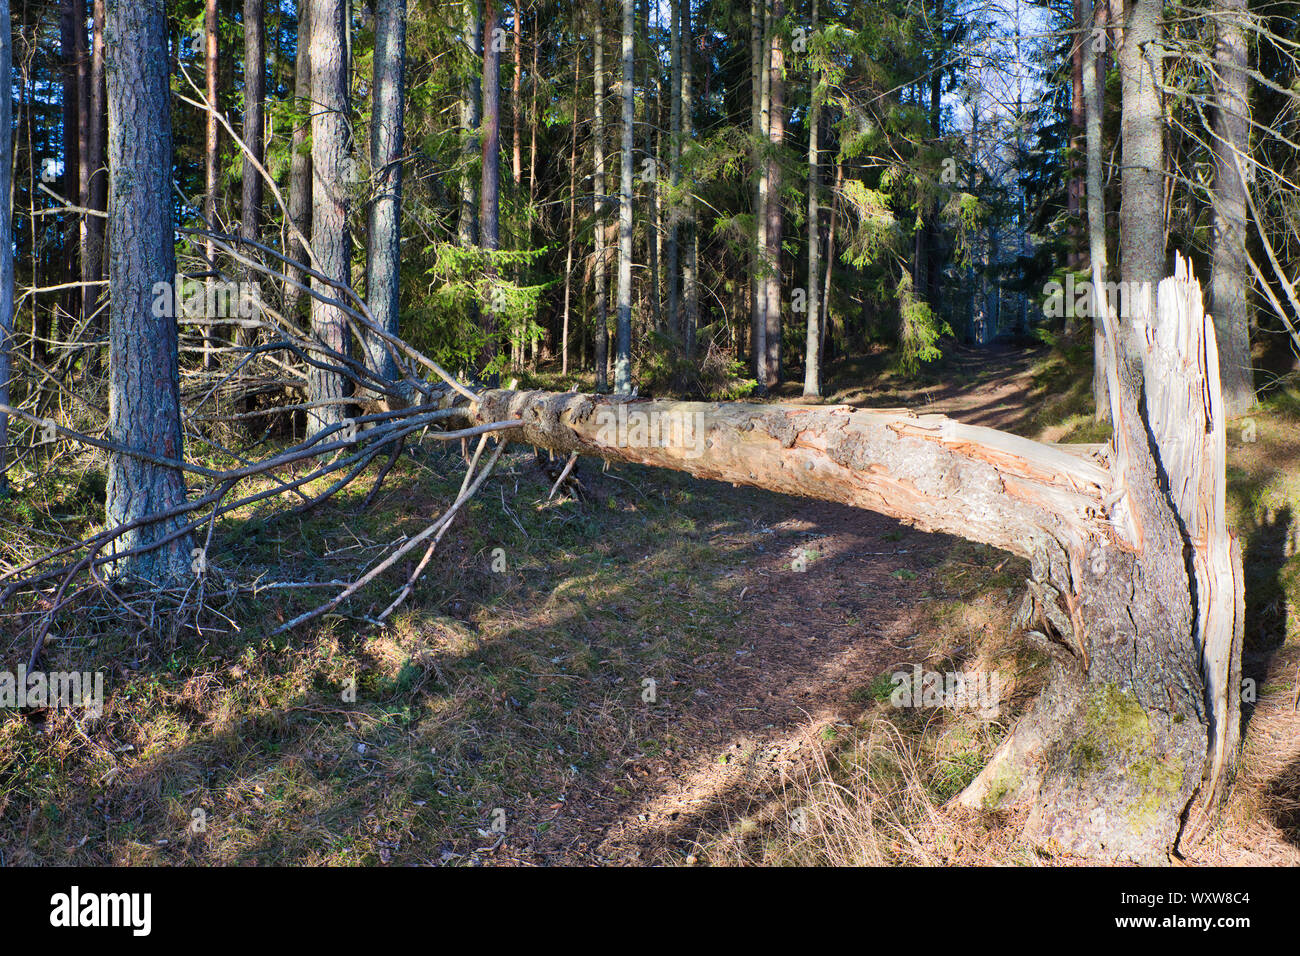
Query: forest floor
[{"left": 1, "top": 343, "right": 1297, "bottom": 865}]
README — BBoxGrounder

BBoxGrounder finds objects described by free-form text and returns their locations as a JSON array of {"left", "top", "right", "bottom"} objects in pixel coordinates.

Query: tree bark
[
  {"left": 1083, "top": 3, "right": 1110, "bottom": 423},
  {"left": 365, "top": 0, "right": 405, "bottom": 381},
  {"left": 803, "top": 0, "right": 821, "bottom": 399},
  {"left": 202, "top": 0, "right": 220, "bottom": 369},
  {"left": 1068, "top": 0, "right": 1086, "bottom": 270},
  {"left": 81, "top": 0, "right": 108, "bottom": 341},
  {"left": 0, "top": 0, "right": 12, "bottom": 499},
  {"left": 284, "top": 0, "right": 312, "bottom": 318},
  {"left": 642, "top": 0, "right": 661, "bottom": 336},
  {"left": 679, "top": 0, "right": 697, "bottom": 358},
  {"left": 104, "top": 0, "right": 192, "bottom": 583},
  {"left": 241, "top": 0, "right": 265, "bottom": 243},
  {"left": 762, "top": 0, "right": 786, "bottom": 387},
  {"left": 560, "top": 48, "right": 579, "bottom": 376},
  {"left": 59, "top": 0, "right": 82, "bottom": 342},
  {"left": 613, "top": 0, "right": 635, "bottom": 394},
  {"left": 593, "top": 6, "right": 609, "bottom": 391},
  {"left": 511, "top": 0, "right": 522, "bottom": 188},
  {"left": 307, "top": 0, "right": 352, "bottom": 434},
  {"left": 1117, "top": 0, "right": 1164, "bottom": 323},
  {"left": 480, "top": 0, "right": 502, "bottom": 378},
  {"left": 666, "top": 0, "right": 681, "bottom": 334},
  {"left": 1209, "top": 0, "right": 1254, "bottom": 416},
  {"left": 751, "top": 0, "right": 769, "bottom": 386}
]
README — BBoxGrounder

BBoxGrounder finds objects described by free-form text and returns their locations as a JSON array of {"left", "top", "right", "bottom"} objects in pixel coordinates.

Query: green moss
[
  {"left": 981, "top": 765, "right": 1022, "bottom": 810},
  {"left": 1069, "top": 683, "right": 1186, "bottom": 831}
]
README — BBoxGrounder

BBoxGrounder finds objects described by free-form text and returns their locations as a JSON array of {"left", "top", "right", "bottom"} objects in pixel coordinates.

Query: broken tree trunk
[{"left": 448, "top": 256, "right": 1240, "bottom": 861}]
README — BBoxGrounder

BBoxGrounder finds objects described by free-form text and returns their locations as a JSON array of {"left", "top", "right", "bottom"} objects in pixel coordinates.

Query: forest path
[{"left": 512, "top": 348, "right": 1044, "bottom": 864}]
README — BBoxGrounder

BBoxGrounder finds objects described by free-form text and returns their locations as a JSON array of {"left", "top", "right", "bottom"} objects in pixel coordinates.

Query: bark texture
[
  {"left": 614, "top": 0, "right": 634, "bottom": 393},
  {"left": 307, "top": 0, "right": 353, "bottom": 434},
  {"left": 365, "top": 0, "right": 406, "bottom": 381},
  {"left": 104, "top": 0, "right": 192, "bottom": 582},
  {"left": 242, "top": 0, "right": 265, "bottom": 242},
  {"left": 285, "top": 0, "right": 313, "bottom": 318},
  {"left": 0, "top": 0, "right": 12, "bottom": 498},
  {"left": 1209, "top": 0, "right": 1254, "bottom": 416}
]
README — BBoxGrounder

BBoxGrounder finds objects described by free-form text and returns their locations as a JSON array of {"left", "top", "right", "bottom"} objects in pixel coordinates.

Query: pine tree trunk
[
  {"left": 1209, "top": 0, "right": 1254, "bottom": 416},
  {"left": 307, "top": 0, "right": 353, "bottom": 434},
  {"left": 82, "top": 0, "right": 108, "bottom": 344},
  {"left": 59, "top": 0, "right": 81, "bottom": 343},
  {"left": 103, "top": 0, "right": 192, "bottom": 583},
  {"left": 284, "top": 0, "right": 312, "bottom": 318},
  {"left": 1117, "top": 0, "right": 1164, "bottom": 317},
  {"left": 1083, "top": 8, "right": 1111, "bottom": 424},
  {"left": 458, "top": 0, "right": 481, "bottom": 249},
  {"left": 560, "top": 49, "right": 579, "bottom": 376},
  {"left": 593, "top": 7, "right": 609, "bottom": 391},
  {"left": 751, "top": 0, "right": 769, "bottom": 387},
  {"left": 613, "top": 0, "right": 635, "bottom": 394},
  {"left": 0, "top": 0, "right": 12, "bottom": 499},
  {"left": 241, "top": 0, "right": 264, "bottom": 243},
  {"left": 803, "top": 0, "right": 821, "bottom": 399},
  {"left": 1068, "top": 0, "right": 1085, "bottom": 271},
  {"left": 643, "top": 0, "right": 661, "bottom": 335},
  {"left": 365, "top": 0, "right": 405, "bottom": 381},
  {"left": 202, "top": 0, "right": 219, "bottom": 369},
  {"left": 762, "top": 0, "right": 785, "bottom": 387},
  {"left": 679, "top": 0, "right": 697, "bottom": 358},
  {"left": 480, "top": 0, "right": 502, "bottom": 378},
  {"left": 666, "top": 0, "right": 681, "bottom": 335}
]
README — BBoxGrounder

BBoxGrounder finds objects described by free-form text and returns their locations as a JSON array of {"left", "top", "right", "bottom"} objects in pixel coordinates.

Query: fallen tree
[
  {"left": 451, "top": 257, "right": 1243, "bottom": 863},
  {"left": 2, "top": 186, "right": 1239, "bottom": 859}
]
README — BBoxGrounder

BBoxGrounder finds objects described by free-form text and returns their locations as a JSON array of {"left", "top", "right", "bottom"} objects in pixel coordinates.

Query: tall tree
[
  {"left": 642, "top": 0, "right": 661, "bottom": 334},
  {"left": 284, "top": 0, "right": 312, "bottom": 317},
  {"left": 593, "top": 5, "right": 609, "bottom": 390},
  {"left": 1117, "top": 0, "right": 1165, "bottom": 320},
  {"left": 1084, "top": 0, "right": 1110, "bottom": 422},
  {"left": 365, "top": 0, "right": 406, "bottom": 381},
  {"left": 458, "top": 0, "right": 482, "bottom": 250},
  {"left": 752, "top": 0, "right": 769, "bottom": 386},
  {"left": 1210, "top": 0, "right": 1254, "bottom": 415},
  {"left": 0, "top": 0, "right": 12, "bottom": 499},
  {"left": 679, "top": 0, "right": 697, "bottom": 356},
  {"left": 202, "top": 0, "right": 220, "bottom": 368},
  {"left": 81, "top": 0, "right": 108, "bottom": 338},
  {"left": 802, "top": 0, "right": 821, "bottom": 398},
  {"left": 1068, "top": 0, "right": 1086, "bottom": 269},
  {"left": 560, "top": 42, "right": 580, "bottom": 375},
  {"left": 666, "top": 0, "right": 681, "bottom": 332},
  {"left": 241, "top": 0, "right": 265, "bottom": 242},
  {"left": 59, "top": 0, "right": 81, "bottom": 341},
  {"left": 762, "top": 0, "right": 786, "bottom": 386},
  {"left": 307, "top": 0, "right": 353, "bottom": 433},
  {"left": 512, "top": 0, "right": 522, "bottom": 187},
  {"left": 480, "top": 0, "right": 502, "bottom": 378},
  {"left": 614, "top": 0, "right": 634, "bottom": 393},
  {"left": 103, "top": 0, "right": 192, "bottom": 581}
]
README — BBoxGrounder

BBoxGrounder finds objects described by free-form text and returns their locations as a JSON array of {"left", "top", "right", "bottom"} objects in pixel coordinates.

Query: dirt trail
[
  {"left": 503, "top": 349, "right": 1042, "bottom": 864},
  {"left": 504, "top": 347, "right": 1298, "bottom": 866}
]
